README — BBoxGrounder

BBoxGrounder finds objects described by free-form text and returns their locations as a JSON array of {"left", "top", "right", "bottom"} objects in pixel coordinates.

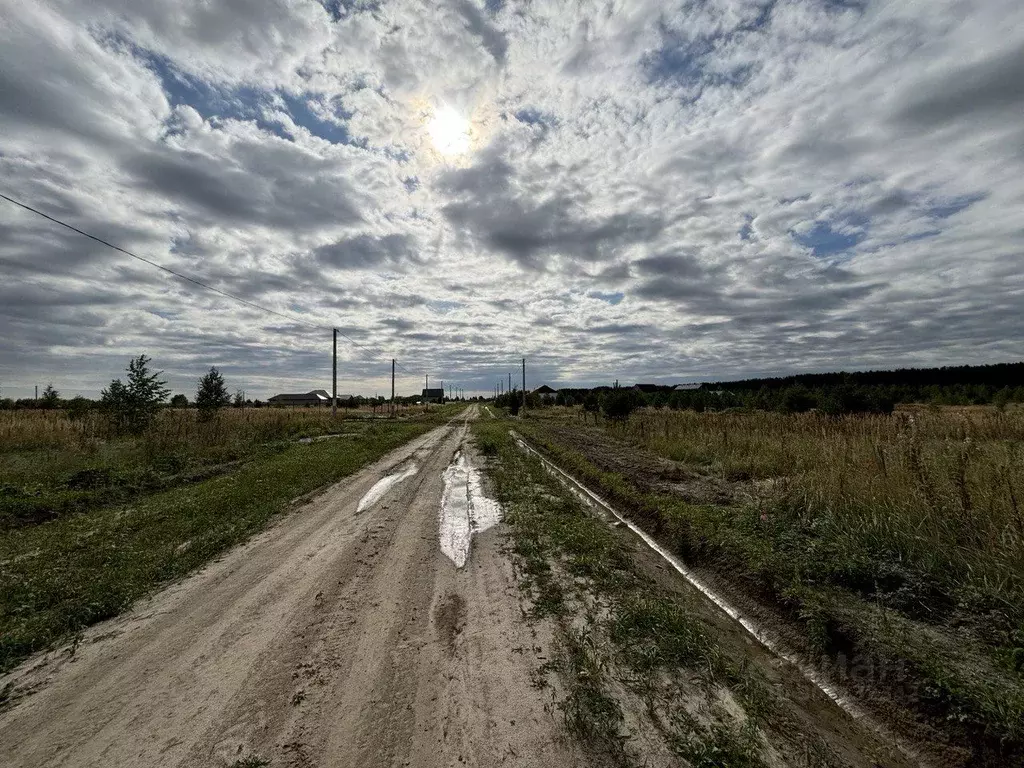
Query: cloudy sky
[{"left": 1, "top": 0, "right": 1022, "bottom": 399}]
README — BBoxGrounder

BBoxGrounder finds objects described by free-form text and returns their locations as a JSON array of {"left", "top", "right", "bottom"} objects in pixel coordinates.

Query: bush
[
  {"left": 196, "top": 367, "right": 230, "bottom": 422},
  {"left": 779, "top": 385, "right": 815, "bottom": 414},
  {"left": 39, "top": 384, "right": 60, "bottom": 410},
  {"left": 65, "top": 396, "right": 93, "bottom": 422},
  {"left": 818, "top": 385, "right": 894, "bottom": 415},
  {"left": 100, "top": 355, "right": 171, "bottom": 435},
  {"left": 602, "top": 388, "right": 643, "bottom": 421}
]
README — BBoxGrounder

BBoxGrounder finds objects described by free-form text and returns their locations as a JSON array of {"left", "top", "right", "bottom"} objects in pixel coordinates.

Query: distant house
[
  {"left": 422, "top": 388, "right": 444, "bottom": 403},
  {"left": 533, "top": 385, "right": 558, "bottom": 402},
  {"left": 268, "top": 390, "right": 331, "bottom": 407},
  {"left": 673, "top": 383, "right": 701, "bottom": 391}
]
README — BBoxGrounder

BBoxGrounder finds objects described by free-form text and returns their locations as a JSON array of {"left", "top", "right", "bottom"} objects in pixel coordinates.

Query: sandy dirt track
[{"left": 0, "top": 405, "right": 580, "bottom": 768}]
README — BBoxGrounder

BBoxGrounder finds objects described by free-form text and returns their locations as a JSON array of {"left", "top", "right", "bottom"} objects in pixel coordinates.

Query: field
[
  {"left": 506, "top": 404, "right": 1024, "bottom": 764},
  {"left": 0, "top": 405, "right": 445, "bottom": 528},
  {"left": 4, "top": 400, "right": 1022, "bottom": 765},
  {"left": 473, "top": 419, "right": 910, "bottom": 767},
  {"left": 0, "top": 404, "right": 462, "bottom": 672}
]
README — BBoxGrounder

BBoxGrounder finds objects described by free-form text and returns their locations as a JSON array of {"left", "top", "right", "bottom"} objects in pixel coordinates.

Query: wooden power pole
[
  {"left": 332, "top": 328, "right": 338, "bottom": 417},
  {"left": 391, "top": 359, "right": 395, "bottom": 417},
  {"left": 522, "top": 358, "right": 526, "bottom": 412}
]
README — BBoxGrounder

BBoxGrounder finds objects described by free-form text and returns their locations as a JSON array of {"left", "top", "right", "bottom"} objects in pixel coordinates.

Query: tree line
[
  {"left": 3, "top": 356, "right": 263, "bottom": 433},
  {"left": 509, "top": 360, "right": 1024, "bottom": 420}
]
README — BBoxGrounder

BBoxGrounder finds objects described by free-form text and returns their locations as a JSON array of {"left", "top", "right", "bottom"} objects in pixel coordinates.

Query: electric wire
[{"left": 0, "top": 191, "right": 419, "bottom": 376}]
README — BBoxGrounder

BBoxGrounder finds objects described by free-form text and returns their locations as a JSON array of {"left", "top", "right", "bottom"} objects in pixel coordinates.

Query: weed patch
[
  {"left": 0, "top": 419, "right": 441, "bottom": 672},
  {"left": 474, "top": 421, "right": 830, "bottom": 766},
  {"left": 512, "top": 412, "right": 1024, "bottom": 764}
]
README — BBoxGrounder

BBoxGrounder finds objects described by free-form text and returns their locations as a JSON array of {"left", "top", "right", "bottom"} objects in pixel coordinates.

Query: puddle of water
[
  {"left": 356, "top": 464, "right": 418, "bottom": 512},
  {"left": 439, "top": 450, "right": 503, "bottom": 568}
]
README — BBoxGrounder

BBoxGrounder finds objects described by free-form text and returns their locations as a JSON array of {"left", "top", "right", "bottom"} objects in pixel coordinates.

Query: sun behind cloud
[{"left": 427, "top": 106, "right": 472, "bottom": 156}]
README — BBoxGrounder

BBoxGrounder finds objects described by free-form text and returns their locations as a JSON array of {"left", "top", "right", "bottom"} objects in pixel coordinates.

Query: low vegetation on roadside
[
  {"left": 0, "top": 382, "right": 458, "bottom": 531},
  {"left": 474, "top": 420, "right": 864, "bottom": 768},
  {"left": 0, "top": 406, "right": 463, "bottom": 674},
  {"left": 509, "top": 405, "right": 1024, "bottom": 765}
]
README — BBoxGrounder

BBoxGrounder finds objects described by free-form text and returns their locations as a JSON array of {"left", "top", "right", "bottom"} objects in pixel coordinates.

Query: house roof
[
  {"left": 421, "top": 388, "right": 444, "bottom": 398},
  {"left": 268, "top": 390, "right": 330, "bottom": 402},
  {"left": 533, "top": 385, "right": 557, "bottom": 394}
]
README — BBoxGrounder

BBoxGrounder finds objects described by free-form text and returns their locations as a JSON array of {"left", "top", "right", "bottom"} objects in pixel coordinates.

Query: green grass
[
  {"left": 0, "top": 406, "right": 471, "bottom": 530},
  {"left": 0, "top": 417, "right": 448, "bottom": 673},
  {"left": 510, "top": 411, "right": 1024, "bottom": 763},
  {"left": 474, "top": 420, "right": 819, "bottom": 767}
]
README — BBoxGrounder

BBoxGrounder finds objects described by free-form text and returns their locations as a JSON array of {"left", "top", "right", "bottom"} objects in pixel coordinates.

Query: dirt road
[{"left": 0, "top": 405, "right": 579, "bottom": 768}]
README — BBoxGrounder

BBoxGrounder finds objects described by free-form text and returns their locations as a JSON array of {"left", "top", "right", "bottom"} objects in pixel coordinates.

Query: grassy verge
[
  {"left": 473, "top": 420, "right": 844, "bottom": 767},
  {"left": 0, "top": 416, "right": 450, "bottom": 673},
  {"left": 0, "top": 405, "right": 465, "bottom": 530},
  {"left": 511, "top": 412, "right": 1024, "bottom": 764}
]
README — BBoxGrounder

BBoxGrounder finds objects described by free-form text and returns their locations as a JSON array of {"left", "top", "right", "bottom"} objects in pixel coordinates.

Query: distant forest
[
  {"left": 686, "top": 360, "right": 1024, "bottom": 414},
  {"left": 545, "top": 360, "right": 1024, "bottom": 416}
]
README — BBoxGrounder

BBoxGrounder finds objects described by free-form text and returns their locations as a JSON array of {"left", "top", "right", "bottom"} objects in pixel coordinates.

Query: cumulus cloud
[{"left": 1, "top": 0, "right": 1023, "bottom": 398}]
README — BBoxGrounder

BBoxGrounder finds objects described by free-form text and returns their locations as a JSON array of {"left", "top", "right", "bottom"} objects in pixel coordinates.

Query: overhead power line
[{"left": 0, "top": 191, "right": 417, "bottom": 375}]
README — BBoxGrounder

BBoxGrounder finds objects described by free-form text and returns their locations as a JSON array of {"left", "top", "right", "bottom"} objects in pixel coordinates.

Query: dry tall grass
[
  {"left": 0, "top": 407, "right": 412, "bottom": 492},
  {"left": 619, "top": 406, "right": 1024, "bottom": 612},
  {"left": 0, "top": 406, "right": 411, "bottom": 453}
]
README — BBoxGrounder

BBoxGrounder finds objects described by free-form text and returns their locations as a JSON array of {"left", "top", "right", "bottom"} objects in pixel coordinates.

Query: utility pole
[
  {"left": 35, "top": 385, "right": 38, "bottom": 402},
  {"left": 508, "top": 372, "right": 511, "bottom": 394},
  {"left": 391, "top": 359, "right": 395, "bottom": 417},
  {"left": 425, "top": 374, "right": 429, "bottom": 410},
  {"left": 522, "top": 357, "right": 526, "bottom": 412},
  {"left": 440, "top": 380, "right": 444, "bottom": 403},
  {"left": 332, "top": 328, "right": 338, "bottom": 417}
]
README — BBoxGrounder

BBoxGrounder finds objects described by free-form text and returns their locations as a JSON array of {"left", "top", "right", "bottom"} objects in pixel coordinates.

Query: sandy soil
[{"left": 0, "top": 405, "right": 581, "bottom": 768}]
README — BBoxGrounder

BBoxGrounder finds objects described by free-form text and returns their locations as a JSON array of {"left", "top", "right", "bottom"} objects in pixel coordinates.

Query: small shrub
[
  {"left": 100, "top": 355, "right": 170, "bottom": 435},
  {"left": 65, "top": 396, "right": 93, "bottom": 422},
  {"left": 66, "top": 468, "right": 113, "bottom": 490},
  {"left": 39, "top": 384, "right": 60, "bottom": 410},
  {"left": 601, "top": 388, "right": 643, "bottom": 421},
  {"left": 195, "top": 367, "right": 230, "bottom": 422}
]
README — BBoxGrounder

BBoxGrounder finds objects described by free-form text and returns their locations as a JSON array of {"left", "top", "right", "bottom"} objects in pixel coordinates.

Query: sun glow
[{"left": 427, "top": 107, "right": 471, "bottom": 156}]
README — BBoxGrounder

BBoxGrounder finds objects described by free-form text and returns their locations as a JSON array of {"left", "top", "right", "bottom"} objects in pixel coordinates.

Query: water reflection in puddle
[
  {"left": 357, "top": 463, "right": 419, "bottom": 512},
  {"left": 439, "top": 450, "right": 502, "bottom": 568}
]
